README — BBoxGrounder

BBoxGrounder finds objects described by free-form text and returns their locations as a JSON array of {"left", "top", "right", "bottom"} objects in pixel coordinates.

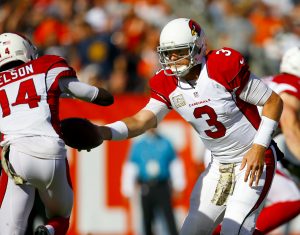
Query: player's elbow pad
[{"left": 92, "top": 88, "right": 114, "bottom": 106}]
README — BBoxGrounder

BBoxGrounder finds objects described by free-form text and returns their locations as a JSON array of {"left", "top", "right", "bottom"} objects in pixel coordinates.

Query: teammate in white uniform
[
  {"left": 265, "top": 47, "right": 300, "bottom": 163},
  {"left": 255, "top": 47, "right": 300, "bottom": 234},
  {"left": 97, "top": 18, "right": 283, "bottom": 235},
  {"left": 0, "top": 33, "right": 113, "bottom": 235}
]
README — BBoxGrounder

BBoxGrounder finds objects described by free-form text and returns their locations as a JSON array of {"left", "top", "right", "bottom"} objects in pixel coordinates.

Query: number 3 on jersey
[
  {"left": 0, "top": 79, "right": 41, "bottom": 117},
  {"left": 193, "top": 105, "right": 226, "bottom": 138}
]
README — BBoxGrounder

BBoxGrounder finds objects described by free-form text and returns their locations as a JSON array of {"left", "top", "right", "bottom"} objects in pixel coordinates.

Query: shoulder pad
[
  {"left": 206, "top": 47, "right": 249, "bottom": 90},
  {"left": 32, "top": 55, "right": 74, "bottom": 77}
]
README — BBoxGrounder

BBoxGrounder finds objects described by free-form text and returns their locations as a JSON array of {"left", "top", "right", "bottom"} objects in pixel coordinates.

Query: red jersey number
[
  {"left": 0, "top": 79, "right": 41, "bottom": 117},
  {"left": 193, "top": 105, "right": 226, "bottom": 138}
]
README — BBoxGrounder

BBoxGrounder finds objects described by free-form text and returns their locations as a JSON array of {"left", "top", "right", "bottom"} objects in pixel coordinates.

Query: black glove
[
  {"left": 60, "top": 118, "right": 103, "bottom": 151},
  {"left": 92, "top": 88, "right": 114, "bottom": 106}
]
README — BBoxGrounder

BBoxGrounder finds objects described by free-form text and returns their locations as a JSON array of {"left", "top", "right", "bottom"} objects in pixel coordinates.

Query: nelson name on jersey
[{"left": 0, "top": 64, "right": 34, "bottom": 87}]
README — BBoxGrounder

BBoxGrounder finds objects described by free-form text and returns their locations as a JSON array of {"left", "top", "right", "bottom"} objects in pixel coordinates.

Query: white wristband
[
  {"left": 105, "top": 121, "right": 128, "bottom": 140},
  {"left": 253, "top": 116, "right": 278, "bottom": 148}
]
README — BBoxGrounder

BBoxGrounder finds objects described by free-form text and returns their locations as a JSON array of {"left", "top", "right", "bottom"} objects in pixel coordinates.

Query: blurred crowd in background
[{"left": 1, "top": 0, "right": 300, "bottom": 94}]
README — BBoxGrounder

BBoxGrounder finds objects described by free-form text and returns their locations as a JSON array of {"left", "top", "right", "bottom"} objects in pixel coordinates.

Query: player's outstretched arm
[
  {"left": 99, "top": 109, "right": 157, "bottom": 141},
  {"left": 59, "top": 77, "right": 114, "bottom": 106}
]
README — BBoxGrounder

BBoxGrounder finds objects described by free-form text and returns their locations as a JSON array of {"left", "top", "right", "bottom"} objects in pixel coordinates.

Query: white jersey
[
  {"left": 149, "top": 48, "right": 262, "bottom": 163},
  {"left": 0, "top": 55, "right": 75, "bottom": 158}
]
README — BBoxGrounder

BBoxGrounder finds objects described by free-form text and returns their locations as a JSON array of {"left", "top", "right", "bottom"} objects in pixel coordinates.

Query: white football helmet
[
  {"left": 157, "top": 18, "right": 206, "bottom": 77},
  {"left": 280, "top": 46, "right": 300, "bottom": 77},
  {"left": 0, "top": 33, "right": 38, "bottom": 69}
]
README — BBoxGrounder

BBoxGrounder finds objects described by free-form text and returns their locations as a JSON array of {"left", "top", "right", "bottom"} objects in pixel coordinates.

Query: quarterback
[
  {"left": 98, "top": 18, "right": 283, "bottom": 235},
  {"left": 210, "top": 46, "right": 300, "bottom": 234}
]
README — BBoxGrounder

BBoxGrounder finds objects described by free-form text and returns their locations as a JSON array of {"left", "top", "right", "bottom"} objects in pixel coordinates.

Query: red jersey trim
[
  {"left": 239, "top": 147, "right": 276, "bottom": 233},
  {"left": 41, "top": 57, "right": 75, "bottom": 136},
  {"left": 46, "top": 75, "right": 61, "bottom": 136},
  {"left": 272, "top": 73, "right": 300, "bottom": 100},
  {"left": 56, "top": 68, "right": 76, "bottom": 80},
  {"left": 150, "top": 88, "right": 173, "bottom": 109},
  {"left": 234, "top": 97, "right": 261, "bottom": 130},
  {"left": 149, "top": 70, "right": 178, "bottom": 109}
]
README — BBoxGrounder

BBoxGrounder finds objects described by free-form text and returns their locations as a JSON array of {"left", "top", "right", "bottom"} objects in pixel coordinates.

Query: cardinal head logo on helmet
[{"left": 188, "top": 20, "right": 201, "bottom": 37}]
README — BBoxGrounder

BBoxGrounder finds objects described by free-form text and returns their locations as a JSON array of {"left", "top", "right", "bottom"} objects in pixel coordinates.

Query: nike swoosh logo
[{"left": 240, "top": 58, "right": 244, "bottom": 64}]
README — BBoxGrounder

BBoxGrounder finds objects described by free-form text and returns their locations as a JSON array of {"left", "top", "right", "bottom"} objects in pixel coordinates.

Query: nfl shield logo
[{"left": 172, "top": 94, "right": 186, "bottom": 108}]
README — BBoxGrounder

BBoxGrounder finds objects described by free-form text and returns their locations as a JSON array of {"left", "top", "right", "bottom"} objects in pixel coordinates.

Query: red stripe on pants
[
  {"left": 256, "top": 200, "right": 300, "bottom": 234},
  {"left": 249, "top": 149, "right": 276, "bottom": 213}
]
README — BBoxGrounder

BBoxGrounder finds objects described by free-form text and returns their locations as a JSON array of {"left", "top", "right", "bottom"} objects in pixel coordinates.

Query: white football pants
[
  {"left": 0, "top": 147, "right": 73, "bottom": 235},
  {"left": 180, "top": 147, "right": 276, "bottom": 235}
]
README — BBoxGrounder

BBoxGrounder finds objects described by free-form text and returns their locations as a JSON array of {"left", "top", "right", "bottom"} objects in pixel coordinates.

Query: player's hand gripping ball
[{"left": 60, "top": 118, "right": 103, "bottom": 151}]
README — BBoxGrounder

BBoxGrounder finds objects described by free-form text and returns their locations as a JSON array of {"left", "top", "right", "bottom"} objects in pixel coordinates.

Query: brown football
[{"left": 60, "top": 118, "right": 103, "bottom": 151}]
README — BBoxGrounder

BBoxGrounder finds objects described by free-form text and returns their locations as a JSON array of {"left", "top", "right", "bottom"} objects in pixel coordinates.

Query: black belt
[{"left": 138, "top": 179, "right": 169, "bottom": 187}]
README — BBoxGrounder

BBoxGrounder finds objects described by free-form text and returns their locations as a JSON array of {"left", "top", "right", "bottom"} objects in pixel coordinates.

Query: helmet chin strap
[{"left": 173, "top": 67, "right": 196, "bottom": 89}]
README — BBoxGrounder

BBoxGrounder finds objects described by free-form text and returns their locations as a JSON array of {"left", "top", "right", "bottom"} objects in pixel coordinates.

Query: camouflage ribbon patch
[
  {"left": 1, "top": 145, "right": 26, "bottom": 185},
  {"left": 211, "top": 163, "right": 235, "bottom": 206}
]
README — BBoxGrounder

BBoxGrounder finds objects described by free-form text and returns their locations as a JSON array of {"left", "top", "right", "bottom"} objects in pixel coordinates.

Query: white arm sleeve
[
  {"left": 59, "top": 77, "right": 98, "bottom": 102},
  {"left": 239, "top": 73, "right": 273, "bottom": 106},
  {"left": 142, "top": 98, "right": 170, "bottom": 124}
]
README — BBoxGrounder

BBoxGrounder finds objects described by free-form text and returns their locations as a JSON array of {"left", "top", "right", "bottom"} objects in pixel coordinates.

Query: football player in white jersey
[
  {"left": 97, "top": 18, "right": 283, "bottom": 235},
  {"left": 0, "top": 33, "right": 114, "bottom": 235},
  {"left": 208, "top": 47, "right": 300, "bottom": 234},
  {"left": 255, "top": 47, "right": 300, "bottom": 234},
  {"left": 265, "top": 46, "right": 300, "bottom": 163}
]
